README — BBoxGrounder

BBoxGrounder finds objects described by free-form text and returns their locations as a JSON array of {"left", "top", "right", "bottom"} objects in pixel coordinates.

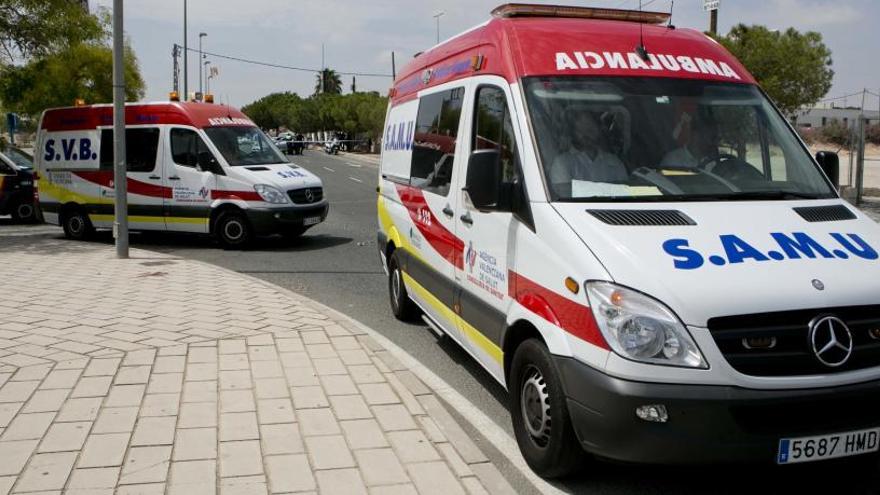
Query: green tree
[
  {"left": 314, "top": 69, "right": 343, "bottom": 95},
  {"left": 0, "top": 42, "right": 145, "bottom": 117},
  {"left": 0, "top": 0, "right": 102, "bottom": 64},
  {"left": 716, "top": 25, "right": 833, "bottom": 115}
]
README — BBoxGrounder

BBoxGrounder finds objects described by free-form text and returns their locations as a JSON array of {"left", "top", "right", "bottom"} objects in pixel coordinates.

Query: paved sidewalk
[
  {"left": 860, "top": 197, "right": 880, "bottom": 222},
  {"left": 0, "top": 235, "right": 513, "bottom": 495}
]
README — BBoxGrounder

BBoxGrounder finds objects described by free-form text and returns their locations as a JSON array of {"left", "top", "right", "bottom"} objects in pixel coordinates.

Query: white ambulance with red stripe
[
  {"left": 36, "top": 101, "right": 327, "bottom": 248},
  {"left": 377, "top": 4, "right": 880, "bottom": 477}
]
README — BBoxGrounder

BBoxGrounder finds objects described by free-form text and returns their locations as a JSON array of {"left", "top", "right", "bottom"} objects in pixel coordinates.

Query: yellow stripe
[
  {"left": 90, "top": 214, "right": 207, "bottom": 225},
  {"left": 403, "top": 272, "right": 503, "bottom": 364},
  {"left": 38, "top": 179, "right": 112, "bottom": 205}
]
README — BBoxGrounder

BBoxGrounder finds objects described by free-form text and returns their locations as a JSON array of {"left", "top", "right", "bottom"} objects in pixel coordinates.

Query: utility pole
[
  {"left": 320, "top": 43, "right": 325, "bottom": 94},
  {"left": 433, "top": 11, "right": 445, "bottom": 44},
  {"left": 183, "top": 0, "right": 188, "bottom": 101},
  {"left": 172, "top": 44, "right": 180, "bottom": 94},
  {"left": 199, "top": 32, "right": 207, "bottom": 98},
  {"left": 391, "top": 51, "right": 396, "bottom": 81},
  {"left": 112, "top": 0, "right": 129, "bottom": 258},
  {"left": 703, "top": 0, "right": 719, "bottom": 35}
]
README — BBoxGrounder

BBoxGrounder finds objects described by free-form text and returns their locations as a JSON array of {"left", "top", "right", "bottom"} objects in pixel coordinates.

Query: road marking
[
  {"left": 323, "top": 166, "right": 335, "bottom": 172},
  {"left": 347, "top": 162, "right": 362, "bottom": 168},
  {"left": 348, "top": 177, "right": 363, "bottom": 183}
]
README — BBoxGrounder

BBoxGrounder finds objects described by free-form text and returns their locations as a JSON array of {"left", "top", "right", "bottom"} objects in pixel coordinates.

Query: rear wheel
[
  {"left": 215, "top": 211, "right": 252, "bottom": 249},
  {"left": 62, "top": 208, "right": 94, "bottom": 241},
  {"left": 12, "top": 201, "right": 37, "bottom": 223},
  {"left": 388, "top": 250, "right": 418, "bottom": 321},
  {"left": 509, "top": 339, "right": 586, "bottom": 478}
]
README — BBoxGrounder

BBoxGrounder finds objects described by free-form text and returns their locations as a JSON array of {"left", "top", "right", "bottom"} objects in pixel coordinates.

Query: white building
[{"left": 791, "top": 107, "right": 880, "bottom": 129}]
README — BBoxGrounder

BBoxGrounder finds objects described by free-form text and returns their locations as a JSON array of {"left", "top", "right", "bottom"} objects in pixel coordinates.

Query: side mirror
[
  {"left": 197, "top": 151, "right": 223, "bottom": 175},
  {"left": 816, "top": 151, "right": 839, "bottom": 188},
  {"left": 464, "top": 149, "right": 505, "bottom": 211}
]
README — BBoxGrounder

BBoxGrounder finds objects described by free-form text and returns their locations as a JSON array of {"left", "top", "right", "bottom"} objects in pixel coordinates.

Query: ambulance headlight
[
  {"left": 254, "top": 184, "right": 289, "bottom": 204},
  {"left": 585, "top": 282, "right": 707, "bottom": 369}
]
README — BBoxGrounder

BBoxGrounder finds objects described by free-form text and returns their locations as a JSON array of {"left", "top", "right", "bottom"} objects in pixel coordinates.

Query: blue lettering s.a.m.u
[
  {"left": 663, "top": 239, "right": 704, "bottom": 270},
  {"left": 771, "top": 232, "right": 834, "bottom": 259},
  {"left": 720, "top": 235, "right": 769, "bottom": 264},
  {"left": 831, "top": 233, "right": 879, "bottom": 260}
]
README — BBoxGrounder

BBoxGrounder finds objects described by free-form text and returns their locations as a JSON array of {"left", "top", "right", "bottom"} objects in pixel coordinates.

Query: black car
[{"left": 0, "top": 147, "right": 39, "bottom": 223}]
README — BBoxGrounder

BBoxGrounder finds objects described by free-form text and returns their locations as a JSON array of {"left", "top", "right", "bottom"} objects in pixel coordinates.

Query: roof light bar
[{"left": 491, "top": 3, "right": 671, "bottom": 25}]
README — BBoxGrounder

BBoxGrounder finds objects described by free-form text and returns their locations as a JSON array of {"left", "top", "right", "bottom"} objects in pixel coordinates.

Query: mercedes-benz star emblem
[
  {"left": 304, "top": 189, "right": 314, "bottom": 202},
  {"left": 809, "top": 315, "right": 853, "bottom": 368}
]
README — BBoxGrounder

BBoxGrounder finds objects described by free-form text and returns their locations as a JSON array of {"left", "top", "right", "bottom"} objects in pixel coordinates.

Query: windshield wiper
[{"left": 717, "top": 191, "right": 828, "bottom": 200}]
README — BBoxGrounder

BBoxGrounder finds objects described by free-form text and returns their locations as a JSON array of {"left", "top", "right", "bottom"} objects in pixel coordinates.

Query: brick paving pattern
[{"left": 0, "top": 235, "right": 512, "bottom": 495}]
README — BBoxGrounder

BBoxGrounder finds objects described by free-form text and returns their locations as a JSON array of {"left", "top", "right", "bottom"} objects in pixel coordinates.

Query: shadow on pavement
[{"left": 79, "top": 229, "right": 353, "bottom": 253}]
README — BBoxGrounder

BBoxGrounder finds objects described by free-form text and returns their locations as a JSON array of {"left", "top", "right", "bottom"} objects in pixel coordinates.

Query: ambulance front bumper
[
  {"left": 244, "top": 201, "right": 329, "bottom": 235},
  {"left": 555, "top": 356, "right": 880, "bottom": 465}
]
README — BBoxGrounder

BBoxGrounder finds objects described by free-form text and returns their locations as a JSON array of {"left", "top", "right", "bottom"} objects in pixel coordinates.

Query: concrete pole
[
  {"left": 183, "top": 0, "right": 188, "bottom": 101},
  {"left": 709, "top": 9, "right": 718, "bottom": 36},
  {"left": 112, "top": 0, "right": 129, "bottom": 258}
]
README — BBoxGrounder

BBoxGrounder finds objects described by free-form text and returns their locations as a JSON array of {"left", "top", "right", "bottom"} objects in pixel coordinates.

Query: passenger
[
  {"left": 549, "top": 109, "right": 628, "bottom": 195},
  {"left": 660, "top": 112, "right": 720, "bottom": 168}
]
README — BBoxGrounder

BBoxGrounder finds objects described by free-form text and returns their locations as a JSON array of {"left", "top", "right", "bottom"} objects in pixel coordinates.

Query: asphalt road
[{"left": 8, "top": 149, "right": 880, "bottom": 494}]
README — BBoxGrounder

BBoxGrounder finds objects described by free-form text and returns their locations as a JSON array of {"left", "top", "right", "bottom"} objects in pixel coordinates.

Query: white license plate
[
  {"left": 303, "top": 216, "right": 321, "bottom": 226},
  {"left": 778, "top": 428, "right": 880, "bottom": 464}
]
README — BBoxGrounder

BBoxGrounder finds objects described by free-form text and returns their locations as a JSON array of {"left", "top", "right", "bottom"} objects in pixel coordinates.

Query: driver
[
  {"left": 549, "top": 109, "right": 628, "bottom": 194},
  {"left": 660, "top": 112, "right": 719, "bottom": 168}
]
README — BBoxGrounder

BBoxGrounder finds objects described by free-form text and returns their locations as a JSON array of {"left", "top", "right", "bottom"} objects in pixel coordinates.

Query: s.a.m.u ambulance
[
  {"left": 376, "top": 4, "right": 880, "bottom": 477},
  {"left": 35, "top": 101, "right": 327, "bottom": 248}
]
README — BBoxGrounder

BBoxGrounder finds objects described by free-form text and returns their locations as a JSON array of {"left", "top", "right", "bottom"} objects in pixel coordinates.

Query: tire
[
  {"left": 509, "top": 339, "right": 587, "bottom": 479},
  {"left": 11, "top": 201, "right": 37, "bottom": 223},
  {"left": 388, "top": 250, "right": 419, "bottom": 321},
  {"left": 61, "top": 208, "right": 94, "bottom": 241},
  {"left": 215, "top": 211, "right": 253, "bottom": 249}
]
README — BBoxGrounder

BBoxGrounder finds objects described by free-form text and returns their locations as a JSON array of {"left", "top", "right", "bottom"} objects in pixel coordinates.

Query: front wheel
[
  {"left": 388, "top": 251, "right": 418, "bottom": 321},
  {"left": 509, "top": 339, "right": 587, "bottom": 478},
  {"left": 215, "top": 211, "right": 253, "bottom": 249},
  {"left": 62, "top": 209, "right": 94, "bottom": 240}
]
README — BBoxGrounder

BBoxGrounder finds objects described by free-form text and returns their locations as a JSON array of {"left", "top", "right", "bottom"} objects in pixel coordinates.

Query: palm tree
[{"left": 314, "top": 69, "right": 343, "bottom": 95}]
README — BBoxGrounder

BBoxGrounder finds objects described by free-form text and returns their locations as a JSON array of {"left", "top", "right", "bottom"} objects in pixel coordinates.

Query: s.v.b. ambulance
[
  {"left": 36, "top": 101, "right": 327, "bottom": 248},
  {"left": 377, "top": 4, "right": 880, "bottom": 477}
]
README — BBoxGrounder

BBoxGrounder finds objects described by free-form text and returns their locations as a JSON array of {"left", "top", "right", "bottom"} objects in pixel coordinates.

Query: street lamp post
[
  {"left": 433, "top": 11, "right": 445, "bottom": 45},
  {"left": 199, "top": 32, "right": 207, "bottom": 98},
  {"left": 183, "top": 0, "right": 187, "bottom": 101},
  {"left": 112, "top": 0, "right": 128, "bottom": 258}
]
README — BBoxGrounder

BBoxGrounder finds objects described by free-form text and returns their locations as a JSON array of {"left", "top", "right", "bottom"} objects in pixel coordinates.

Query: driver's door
[{"left": 164, "top": 127, "right": 215, "bottom": 232}]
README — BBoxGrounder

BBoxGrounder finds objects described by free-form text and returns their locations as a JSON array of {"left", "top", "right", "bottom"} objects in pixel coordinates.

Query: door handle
[
  {"left": 460, "top": 212, "right": 473, "bottom": 226},
  {"left": 149, "top": 175, "right": 161, "bottom": 180},
  {"left": 168, "top": 176, "right": 181, "bottom": 181},
  {"left": 442, "top": 205, "right": 454, "bottom": 218}
]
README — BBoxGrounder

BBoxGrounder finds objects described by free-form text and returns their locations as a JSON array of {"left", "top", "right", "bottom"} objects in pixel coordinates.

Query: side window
[
  {"left": 100, "top": 128, "right": 160, "bottom": 173},
  {"left": 410, "top": 87, "right": 464, "bottom": 196},
  {"left": 473, "top": 86, "right": 520, "bottom": 184},
  {"left": 170, "top": 128, "right": 211, "bottom": 168}
]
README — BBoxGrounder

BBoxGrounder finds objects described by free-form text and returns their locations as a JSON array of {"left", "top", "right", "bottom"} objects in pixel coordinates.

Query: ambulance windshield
[
  {"left": 523, "top": 77, "right": 836, "bottom": 202},
  {"left": 204, "top": 126, "right": 287, "bottom": 166}
]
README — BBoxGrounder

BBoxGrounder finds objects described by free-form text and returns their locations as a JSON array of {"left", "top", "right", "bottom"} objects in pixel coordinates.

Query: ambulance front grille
[
  {"left": 707, "top": 305, "right": 880, "bottom": 377},
  {"left": 793, "top": 204, "right": 856, "bottom": 222},
  {"left": 288, "top": 187, "right": 323, "bottom": 204}
]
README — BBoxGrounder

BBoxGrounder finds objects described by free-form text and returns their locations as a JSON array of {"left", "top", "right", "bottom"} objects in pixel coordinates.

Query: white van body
[
  {"left": 377, "top": 4, "right": 880, "bottom": 476},
  {"left": 36, "top": 102, "right": 328, "bottom": 247}
]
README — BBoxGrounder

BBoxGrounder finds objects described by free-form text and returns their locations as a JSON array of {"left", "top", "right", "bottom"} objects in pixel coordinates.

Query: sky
[{"left": 91, "top": 0, "right": 880, "bottom": 111}]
